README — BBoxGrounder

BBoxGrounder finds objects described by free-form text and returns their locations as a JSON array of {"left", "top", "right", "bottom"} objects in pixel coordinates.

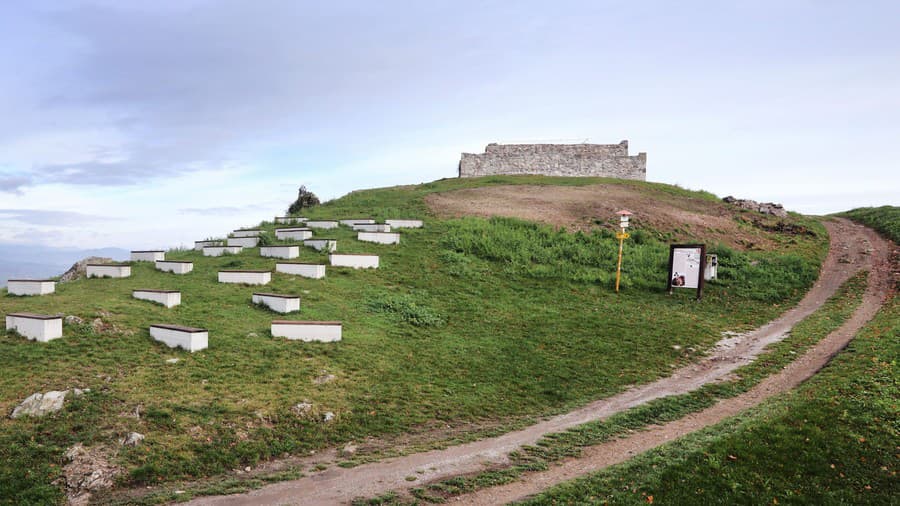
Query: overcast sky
[{"left": 1, "top": 0, "right": 897, "bottom": 249}]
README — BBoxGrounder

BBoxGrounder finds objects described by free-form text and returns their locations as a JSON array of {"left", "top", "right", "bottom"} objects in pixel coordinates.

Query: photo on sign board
[{"left": 670, "top": 247, "right": 702, "bottom": 289}]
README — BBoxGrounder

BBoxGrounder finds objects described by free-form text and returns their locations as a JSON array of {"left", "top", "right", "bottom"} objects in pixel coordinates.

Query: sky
[{"left": 0, "top": 0, "right": 897, "bottom": 250}]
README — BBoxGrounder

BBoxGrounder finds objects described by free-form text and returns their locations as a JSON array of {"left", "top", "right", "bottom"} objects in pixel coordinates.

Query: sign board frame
[{"left": 666, "top": 244, "right": 706, "bottom": 300}]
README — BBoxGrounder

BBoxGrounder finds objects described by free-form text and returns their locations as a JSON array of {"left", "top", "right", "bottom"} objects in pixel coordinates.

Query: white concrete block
[
  {"left": 133, "top": 290, "right": 181, "bottom": 308},
  {"left": 275, "top": 216, "right": 306, "bottom": 224},
  {"left": 131, "top": 250, "right": 165, "bottom": 262},
  {"left": 149, "top": 324, "right": 208, "bottom": 352},
  {"left": 304, "top": 239, "right": 337, "bottom": 252},
  {"left": 340, "top": 219, "right": 375, "bottom": 226},
  {"left": 5, "top": 313, "right": 63, "bottom": 342},
  {"left": 329, "top": 254, "right": 379, "bottom": 269},
  {"left": 305, "top": 220, "right": 339, "bottom": 229},
  {"left": 232, "top": 229, "right": 263, "bottom": 238},
  {"left": 271, "top": 320, "right": 341, "bottom": 342},
  {"left": 227, "top": 237, "right": 260, "bottom": 248},
  {"left": 357, "top": 232, "right": 400, "bottom": 244},
  {"left": 203, "top": 246, "right": 243, "bottom": 257},
  {"left": 274, "top": 228, "right": 313, "bottom": 240},
  {"left": 194, "top": 240, "right": 224, "bottom": 250},
  {"left": 252, "top": 293, "right": 301, "bottom": 313},
  {"left": 7, "top": 280, "right": 56, "bottom": 296},
  {"left": 218, "top": 270, "right": 272, "bottom": 285},
  {"left": 352, "top": 224, "right": 392, "bottom": 232},
  {"left": 275, "top": 263, "right": 326, "bottom": 279},
  {"left": 385, "top": 219, "right": 424, "bottom": 228},
  {"left": 86, "top": 264, "right": 132, "bottom": 278},
  {"left": 155, "top": 260, "right": 194, "bottom": 274},
  {"left": 260, "top": 245, "right": 301, "bottom": 259}
]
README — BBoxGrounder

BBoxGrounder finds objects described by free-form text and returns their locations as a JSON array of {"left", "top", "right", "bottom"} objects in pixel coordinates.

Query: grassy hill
[
  {"left": 517, "top": 204, "right": 899, "bottom": 505},
  {"left": 0, "top": 176, "right": 828, "bottom": 503}
]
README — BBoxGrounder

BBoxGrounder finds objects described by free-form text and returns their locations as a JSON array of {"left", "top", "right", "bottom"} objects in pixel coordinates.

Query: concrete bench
[
  {"left": 305, "top": 220, "right": 339, "bottom": 229},
  {"left": 275, "top": 216, "right": 306, "bottom": 224},
  {"left": 133, "top": 289, "right": 181, "bottom": 308},
  {"left": 194, "top": 240, "right": 224, "bottom": 250},
  {"left": 149, "top": 324, "right": 208, "bottom": 352},
  {"left": 340, "top": 219, "right": 375, "bottom": 226},
  {"left": 155, "top": 260, "right": 194, "bottom": 274},
  {"left": 357, "top": 232, "right": 400, "bottom": 245},
  {"left": 218, "top": 270, "right": 272, "bottom": 285},
  {"left": 6, "top": 279, "right": 56, "bottom": 296},
  {"left": 260, "top": 245, "right": 300, "bottom": 259},
  {"left": 227, "top": 237, "right": 260, "bottom": 248},
  {"left": 252, "top": 292, "right": 301, "bottom": 313},
  {"left": 232, "top": 229, "right": 263, "bottom": 238},
  {"left": 275, "top": 262, "right": 326, "bottom": 279},
  {"left": 304, "top": 238, "right": 337, "bottom": 252},
  {"left": 352, "top": 223, "right": 392, "bottom": 232},
  {"left": 274, "top": 228, "right": 313, "bottom": 240},
  {"left": 86, "top": 264, "right": 132, "bottom": 278},
  {"left": 386, "top": 219, "right": 424, "bottom": 228},
  {"left": 131, "top": 250, "right": 165, "bottom": 262},
  {"left": 329, "top": 253, "right": 379, "bottom": 269},
  {"left": 5, "top": 313, "right": 63, "bottom": 342},
  {"left": 203, "top": 245, "right": 243, "bottom": 257},
  {"left": 271, "top": 320, "right": 341, "bottom": 342}
]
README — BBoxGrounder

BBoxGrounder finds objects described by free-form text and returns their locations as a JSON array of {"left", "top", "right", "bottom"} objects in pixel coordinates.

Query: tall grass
[{"left": 442, "top": 217, "right": 820, "bottom": 302}]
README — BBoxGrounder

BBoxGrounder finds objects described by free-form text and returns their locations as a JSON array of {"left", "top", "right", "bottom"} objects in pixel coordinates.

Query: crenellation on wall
[{"left": 459, "top": 140, "right": 646, "bottom": 180}]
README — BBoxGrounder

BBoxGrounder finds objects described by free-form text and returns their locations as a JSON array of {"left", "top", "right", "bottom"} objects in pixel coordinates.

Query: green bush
[{"left": 368, "top": 293, "right": 447, "bottom": 327}]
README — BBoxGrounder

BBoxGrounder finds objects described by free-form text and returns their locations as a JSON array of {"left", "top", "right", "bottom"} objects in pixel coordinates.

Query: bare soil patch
[{"left": 425, "top": 184, "right": 781, "bottom": 250}]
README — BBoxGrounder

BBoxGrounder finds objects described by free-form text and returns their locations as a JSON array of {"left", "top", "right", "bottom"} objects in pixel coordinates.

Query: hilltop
[{"left": 1, "top": 176, "right": 833, "bottom": 503}]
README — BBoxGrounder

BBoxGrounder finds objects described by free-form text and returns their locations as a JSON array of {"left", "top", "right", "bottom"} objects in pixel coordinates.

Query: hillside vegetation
[
  {"left": 837, "top": 205, "right": 900, "bottom": 243},
  {"left": 0, "top": 176, "right": 828, "bottom": 503}
]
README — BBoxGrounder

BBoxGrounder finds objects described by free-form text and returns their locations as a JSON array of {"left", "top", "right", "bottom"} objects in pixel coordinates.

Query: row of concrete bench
[
  {"left": 6, "top": 313, "right": 341, "bottom": 350},
  {"left": 4, "top": 216, "right": 423, "bottom": 351}
]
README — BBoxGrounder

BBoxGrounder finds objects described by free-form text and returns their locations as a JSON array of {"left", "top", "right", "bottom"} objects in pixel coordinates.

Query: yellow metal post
[{"left": 615, "top": 231, "right": 629, "bottom": 293}]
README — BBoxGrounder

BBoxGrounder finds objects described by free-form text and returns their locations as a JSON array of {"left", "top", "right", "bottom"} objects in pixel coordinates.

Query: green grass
[
  {"left": 521, "top": 291, "right": 898, "bottom": 505},
  {"left": 0, "top": 176, "right": 828, "bottom": 502},
  {"left": 361, "top": 270, "right": 869, "bottom": 504},
  {"left": 836, "top": 205, "right": 900, "bottom": 243}
]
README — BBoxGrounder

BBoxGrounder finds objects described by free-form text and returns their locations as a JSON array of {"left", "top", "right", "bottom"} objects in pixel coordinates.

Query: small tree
[{"left": 287, "top": 185, "right": 320, "bottom": 215}]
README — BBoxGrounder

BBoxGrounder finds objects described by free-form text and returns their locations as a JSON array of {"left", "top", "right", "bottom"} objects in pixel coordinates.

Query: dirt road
[{"left": 188, "top": 219, "right": 892, "bottom": 506}]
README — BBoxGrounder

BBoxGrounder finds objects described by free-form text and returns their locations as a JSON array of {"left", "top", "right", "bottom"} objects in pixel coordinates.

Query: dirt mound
[{"left": 424, "top": 184, "right": 785, "bottom": 250}]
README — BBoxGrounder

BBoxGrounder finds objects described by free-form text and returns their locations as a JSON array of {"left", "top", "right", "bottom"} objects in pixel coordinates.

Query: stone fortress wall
[{"left": 459, "top": 140, "right": 646, "bottom": 180}]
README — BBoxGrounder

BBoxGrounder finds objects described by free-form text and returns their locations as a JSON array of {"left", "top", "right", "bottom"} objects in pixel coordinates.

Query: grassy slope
[
  {"left": 836, "top": 205, "right": 900, "bottom": 243},
  {"left": 522, "top": 295, "right": 898, "bottom": 506},
  {"left": 521, "top": 207, "right": 899, "bottom": 506},
  {"left": 0, "top": 176, "right": 827, "bottom": 502}
]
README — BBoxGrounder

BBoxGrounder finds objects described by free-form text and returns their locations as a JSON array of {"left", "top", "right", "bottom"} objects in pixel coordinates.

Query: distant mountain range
[{"left": 0, "top": 244, "right": 129, "bottom": 287}]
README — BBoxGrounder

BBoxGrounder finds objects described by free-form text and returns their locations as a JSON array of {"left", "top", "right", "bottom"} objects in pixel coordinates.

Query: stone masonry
[{"left": 459, "top": 141, "right": 646, "bottom": 180}]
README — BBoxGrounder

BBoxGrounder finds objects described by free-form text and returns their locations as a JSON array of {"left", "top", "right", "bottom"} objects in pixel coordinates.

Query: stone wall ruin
[{"left": 459, "top": 141, "right": 646, "bottom": 180}]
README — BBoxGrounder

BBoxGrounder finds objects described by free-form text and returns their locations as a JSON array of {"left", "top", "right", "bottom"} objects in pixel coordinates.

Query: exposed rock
[
  {"left": 313, "top": 373, "right": 336, "bottom": 385},
  {"left": 120, "top": 432, "right": 145, "bottom": 447},
  {"left": 11, "top": 391, "right": 68, "bottom": 418},
  {"left": 165, "top": 358, "right": 180, "bottom": 364},
  {"left": 60, "top": 257, "right": 114, "bottom": 283},
  {"left": 323, "top": 411, "right": 335, "bottom": 423},
  {"left": 291, "top": 402, "right": 312, "bottom": 417},
  {"left": 65, "top": 315, "right": 84, "bottom": 325},
  {"left": 722, "top": 196, "right": 788, "bottom": 218},
  {"left": 341, "top": 443, "right": 358, "bottom": 458},
  {"left": 10, "top": 389, "right": 88, "bottom": 418},
  {"left": 60, "top": 443, "right": 120, "bottom": 506},
  {"left": 246, "top": 332, "right": 259, "bottom": 339}
]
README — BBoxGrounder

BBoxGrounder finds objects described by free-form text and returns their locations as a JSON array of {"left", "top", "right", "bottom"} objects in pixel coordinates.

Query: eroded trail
[{"left": 188, "top": 219, "right": 892, "bottom": 506}]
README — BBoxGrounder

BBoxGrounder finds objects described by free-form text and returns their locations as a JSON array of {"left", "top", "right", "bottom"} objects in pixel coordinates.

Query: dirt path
[{"left": 187, "top": 219, "right": 892, "bottom": 506}]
